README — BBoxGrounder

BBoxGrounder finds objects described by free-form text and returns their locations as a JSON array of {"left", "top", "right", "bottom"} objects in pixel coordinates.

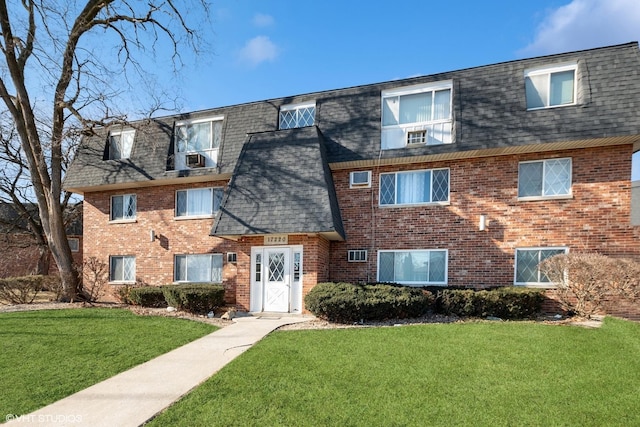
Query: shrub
[
  {"left": 78, "top": 257, "right": 108, "bottom": 303},
  {"left": 436, "top": 287, "right": 544, "bottom": 319},
  {"left": 40, "top": 275, "right": 63, "bottom": 300},
  {"left": 162, "top": 284, "right": 225, "bottom": 314},
  {"left": 128, "top": 286, "right": 167, "bottom": 308},
  {"left": 540, "top": 253, "right": 640, "bottom": 318},
  {"left": 304, "top": 282, "right": 433, "bottom": 323},
  {"left": 437, "top": 289, "right": 477, "bottom": 317},
  {"left": 0, "top": 276, "right": 43, "bottom": 304},
  {"left": 115, "top": 284, "right": 135, "bottom": 304}
]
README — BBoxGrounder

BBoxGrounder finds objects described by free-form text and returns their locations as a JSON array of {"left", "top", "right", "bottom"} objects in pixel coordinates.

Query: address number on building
[{"left": 264, "top": 235, "right": 288, "bottom": 245}]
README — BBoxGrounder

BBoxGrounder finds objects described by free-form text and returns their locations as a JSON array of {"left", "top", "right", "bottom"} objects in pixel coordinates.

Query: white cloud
[
  {"left": 238, "top": 36, "right": 279, "bottom": 66},
  {"left": 521, "top": 0, "right": 640, "bottom": 56},
  {"left": 253, "top": 13, "right": 274, "bottom": 27}
]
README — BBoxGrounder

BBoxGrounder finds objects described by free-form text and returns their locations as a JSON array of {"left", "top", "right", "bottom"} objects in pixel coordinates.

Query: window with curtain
[
  {"left": 378, "top": 250, "right": 447, "bottom": 285},
  {"left": 381, "top": 82, "right": 452, "bottom": 148},
  {"left": 383, "top": 88, "right": 451, "bottom": 126},
  {"left": 525, "top": 64, "right": 576, "bottom": 109},
  {"left": 174, "top": 118, "right": 223, "bottom": 169},
  {"left": 175, "top": 254, "right": 223, "bottom": 282},
  {"left": 515, "top": 248, "right": 567, "bottom": 285},
  {"left": 110, "top": 194, "right": 136, "bottom": 221},
  {"left": 518, "top": 158, "right": 572, "bottom": 199},
  {"left": 175, "top": 187, "right": 223, "bottom": 218},
  {"left": 110, "top": 256, "right": 136, "bottom": 282},
  {"left": 380, "top": 169, "right": 449, "bottom": 206},
  {"left": 176, "top": 120, "right": 222, "bottom": 152},
  {"left": 109, "top": 129, "right": 135, "bottom": 160}
]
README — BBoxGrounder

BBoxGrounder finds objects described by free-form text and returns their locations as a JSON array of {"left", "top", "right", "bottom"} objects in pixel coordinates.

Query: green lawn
[
  {"left": 0, "top": 308, "right": 217, "bottom": 417},
  {"left": 150, "top": 318, "right": 640, "bottom": 427}
]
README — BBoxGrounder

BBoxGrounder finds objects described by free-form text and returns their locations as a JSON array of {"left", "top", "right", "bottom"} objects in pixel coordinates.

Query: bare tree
[
  {"left": 540, "top": 253, "right": 640, "bottom": 318},
  {"left": 0, "top": 117, "right": 80, "bottom": 275},
  {"left": 0, "top": 1, "right": 208, "bottom": 300}
]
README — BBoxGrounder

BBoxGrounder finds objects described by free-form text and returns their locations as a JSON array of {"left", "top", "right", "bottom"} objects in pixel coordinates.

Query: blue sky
[{"left": 161, "top": 0, "right": 640, "bottom": 178}]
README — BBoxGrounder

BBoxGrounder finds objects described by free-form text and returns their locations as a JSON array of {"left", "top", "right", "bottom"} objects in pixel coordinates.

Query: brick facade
[
  {"left": 83, "top": 180, "right": 238, "bottom": 301},
  {"left": 330, "top": 145, "right": 640, "bottom": 287},
  {"left": 69, "top": 44, "right": 640, "bottom": 318},
  {"left": 227, "top": 235, "right": 330, "bottom": 311},
  {"left": 83, "top": 144, "right": 639, "bottom": 316},
  {"left": 0, "top": 233, "right": 83, "bottom": 278}
]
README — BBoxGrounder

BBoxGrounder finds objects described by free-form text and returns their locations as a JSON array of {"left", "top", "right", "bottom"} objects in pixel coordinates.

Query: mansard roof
[
  {"left": 211, "top": 127, "right": 345, "bottom": 240},
  {"left": 64, "top": 42, "right": 640, "bottom": 193}
]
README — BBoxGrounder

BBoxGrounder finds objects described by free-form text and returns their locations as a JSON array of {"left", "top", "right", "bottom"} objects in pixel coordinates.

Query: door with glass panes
[{"left": 250, "top": 246, "right": 302, "bottom": 313}]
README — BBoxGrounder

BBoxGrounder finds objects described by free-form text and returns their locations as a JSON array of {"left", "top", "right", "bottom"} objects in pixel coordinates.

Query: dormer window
[
  {"left": 175, "top": 117, "right": 223, "bottom": 170},
  {"left": 279, "top": 102, "right": 315, "bottom": 130},
  {"left": 381, "top": 81, "right": 452, "bottom": 150},
  {"left": 109, "top": 129, "right": 135, "bottom": 160},
  {"left": 525, "top": 63, "right": 576, "bottom": 110}
]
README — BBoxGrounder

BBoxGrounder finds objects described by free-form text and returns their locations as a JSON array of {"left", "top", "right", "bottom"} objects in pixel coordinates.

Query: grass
[
  {"left": 0, "top": 308, "right": 217, "bottom": 417},
  {"left": 149, "top": 317, "right": 640, "bottom": 427}
]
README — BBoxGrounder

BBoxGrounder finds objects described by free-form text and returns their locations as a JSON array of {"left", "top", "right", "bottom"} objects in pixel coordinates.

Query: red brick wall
[
  {"left": 83, "top": 180, "right": 239, "bottom": 302},
  {"left": 231, "top": 234, "right": 329, "bottom": 312},
  {"left": 83, "top": 144, "right": 640, "bottom": 318},
  {"left": 0, "top": 233, "right": 83, "bottom": 278},
  {"left": 330, "top": 145, "right": 640, "bottom": 289},
  {"left": 543, "top": 290, "right": 640, "bottom": 321},
  {"left": 84, "top": 180, "right": 332, "bottom": 309}
]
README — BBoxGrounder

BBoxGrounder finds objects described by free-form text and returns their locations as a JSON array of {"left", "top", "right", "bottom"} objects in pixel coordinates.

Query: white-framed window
[
  {"left": 254, "top": 252, "right": 262, "bottom": 282},
  {"left": 68, "top": 238, "right": 80, "bottom": 252},
  {"left": 350, "top": 171, "right": 372, "bottom": 188},
  {"left": 518, "top": 158, "right": 572, "bottom": 199},
  {"left": 110, "top": 256, "right": 136, "bottom": 283},
  {"left": 175, "top": 187, "right": 223, "bottom": 218},
  {"left": 381, "top": 81, "right": 453, "bottom": 149},
  {"left": 279, "top": 102, "right": 316, "bottom": 130},
  {"left": 515, "top": 247, "right": 568, "bottom": 286},
  {"left": 109, "top": 129, "right": 135, "bottom": 160},
  {"left": 227, "top": 252, "right": 237, "bottom": 263},
  {"left": 110, "top": 194, "right": 137, "bottom": 221},
  {"left": 380, "top": 168, "right": 449, "bottom": 206},
  {"left": 378, "top": 249, "right": 447, "bottom": 285},
  {"left": 175, "top": 117, "right": 223, "bottom": 170},
  {"left": 293, "top": 251, "right": 302, "bottom": 282},
  {"left": 175, "top": 254, "right": 223, "bottom": 283},
  {"left": 525, "top": 63, "right": 577, "bottom": 110},
  {"left": 348, "top": 250, "right": 367, "bottom": 262}
]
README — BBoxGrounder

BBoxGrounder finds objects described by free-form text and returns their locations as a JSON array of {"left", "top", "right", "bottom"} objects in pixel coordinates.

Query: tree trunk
[
  {"left": 40, "top": 198, "right": 78, "bottom": 301},
  {"left": 36, "top": 244, "right": 51, "bottom": 276}
]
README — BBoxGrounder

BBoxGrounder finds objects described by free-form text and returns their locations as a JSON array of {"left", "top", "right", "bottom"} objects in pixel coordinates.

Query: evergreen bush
[
  {"left": 304, "top": 282, "right": 433, "bottom": 323},
  {"left": 162, "top": 284, "right": 225, "bottom": 314}
]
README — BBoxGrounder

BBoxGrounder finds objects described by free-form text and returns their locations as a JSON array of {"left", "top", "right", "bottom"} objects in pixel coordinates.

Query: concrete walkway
[{"left": 6, "top": 314, "right": 310, "bottom": 427}]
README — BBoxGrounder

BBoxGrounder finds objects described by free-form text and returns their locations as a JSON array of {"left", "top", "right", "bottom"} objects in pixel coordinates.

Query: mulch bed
[{"left": 0, "top": 301, "right": 602, "bottom": 329}]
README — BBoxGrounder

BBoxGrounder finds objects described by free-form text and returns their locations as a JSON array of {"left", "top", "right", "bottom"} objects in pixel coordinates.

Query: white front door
[
  {"left": 263, "top": 248, "right": 290, "bottom": 312},
  {"left": 250, "top": 245, "right": 303, "bottom": 313}
]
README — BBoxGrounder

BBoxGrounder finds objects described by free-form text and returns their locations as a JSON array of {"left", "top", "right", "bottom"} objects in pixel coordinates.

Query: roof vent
[{"left": 186, "top": 153, "right": 206, "bottom": 168}]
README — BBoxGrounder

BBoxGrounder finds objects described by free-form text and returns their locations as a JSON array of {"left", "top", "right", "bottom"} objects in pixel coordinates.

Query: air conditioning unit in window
[
  {"left": 406, "top": 129, "right": 427, "bottom": 145},
  {"left": 186, "top": 153, "right": 206, "bottom": 168},
  {"left": 406, "top": 126, "right": 428, "bottom": 145}
]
